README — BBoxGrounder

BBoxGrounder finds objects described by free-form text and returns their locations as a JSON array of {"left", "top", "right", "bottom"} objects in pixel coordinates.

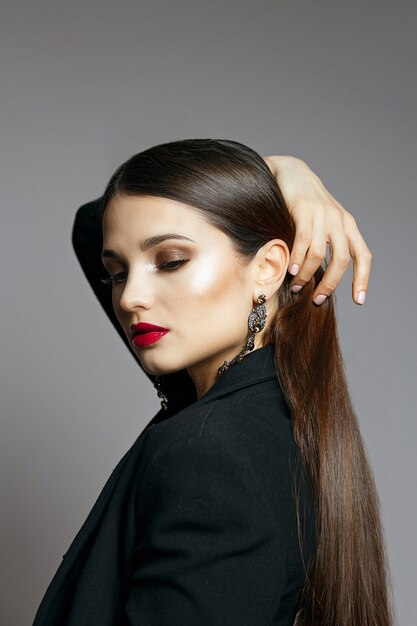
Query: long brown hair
[{"left": 100, "top": 138, "right": 393, "bottom": 625}]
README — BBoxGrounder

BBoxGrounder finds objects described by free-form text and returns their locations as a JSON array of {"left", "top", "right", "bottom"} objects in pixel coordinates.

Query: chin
[{"left": 138, "top": 353, "right": 186, "bottom": 377}]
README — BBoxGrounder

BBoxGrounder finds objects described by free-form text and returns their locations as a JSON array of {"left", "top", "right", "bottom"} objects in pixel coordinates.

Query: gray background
[{"left": 1, "top": 0, "right": 415, "bottom": 624}]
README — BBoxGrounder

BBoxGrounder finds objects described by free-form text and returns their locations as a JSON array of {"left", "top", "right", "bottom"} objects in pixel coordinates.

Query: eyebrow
[{"left": 101, "top": 233, "right": 196, "bottom": 259}]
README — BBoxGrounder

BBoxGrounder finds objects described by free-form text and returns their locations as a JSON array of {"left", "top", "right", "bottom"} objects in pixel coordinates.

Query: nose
[{"left": 117, "top": 272, "right": 154, "bottom": 313}]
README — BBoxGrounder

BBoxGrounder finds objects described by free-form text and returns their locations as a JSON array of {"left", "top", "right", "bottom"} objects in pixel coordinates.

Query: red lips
[{"left": 130, "top": 322, "right": 169, "bottom": 347}]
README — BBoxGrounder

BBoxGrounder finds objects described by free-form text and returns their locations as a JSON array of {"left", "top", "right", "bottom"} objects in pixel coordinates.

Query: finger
[
  {"left": 346, "top": 218, "right": 373, "bottom": 305},
  {"left": 287, "top": 212, "right": 314, "bottom": 279},
  {"left": 311, "top": 228, "right": 351, "bottom": 305},
  {"left": 290, "top": 211, "right": 327, "bottom": 293}
]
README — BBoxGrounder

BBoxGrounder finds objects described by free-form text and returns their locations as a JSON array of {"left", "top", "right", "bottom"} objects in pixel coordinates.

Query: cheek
[
  {"left": 170, "top": 254, "right": 249, "bottom": 331},
  {"left": 188, "top": 257, "right": 228, "bottom": 296}
]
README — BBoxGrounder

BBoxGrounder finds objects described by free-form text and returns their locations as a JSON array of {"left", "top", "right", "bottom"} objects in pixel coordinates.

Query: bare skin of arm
[{"left": 264, "top": 155, "right": 372, "bottom": 306}]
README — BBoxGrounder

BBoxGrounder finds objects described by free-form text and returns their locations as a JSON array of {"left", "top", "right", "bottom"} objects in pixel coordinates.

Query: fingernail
[
  {"left": 289, "top": 264, "right": 300, "bottom": 276},
  {"left": 313, "top": 294, "right": 327, "bottom": 305},
  {"left": 357, "top": 290, "right": 366, "bottom": 304},
  {"left": 291, "top": 284, "right": 303, "bottom": 293}
]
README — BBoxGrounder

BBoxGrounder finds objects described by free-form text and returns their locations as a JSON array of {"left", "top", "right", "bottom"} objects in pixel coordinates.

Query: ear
[{"left": 250, "top": 239, "right": 290, "bottom": 301}]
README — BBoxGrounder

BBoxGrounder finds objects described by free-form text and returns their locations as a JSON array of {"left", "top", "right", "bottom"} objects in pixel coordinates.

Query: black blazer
[{"left": 33, "top": 201, "right": 316, "bottom": 626}]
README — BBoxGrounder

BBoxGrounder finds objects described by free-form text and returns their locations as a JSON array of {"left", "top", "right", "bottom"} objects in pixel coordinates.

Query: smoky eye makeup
[
  {"left": 157, "top": 259, "right": 190, "bottom": 271},
  {"left": 154, "top": 243, "right": 195, "bottom": 266},
  {"left": 100, "top": 240, "right": 196, "bottom": 281},
  {"left": 155, "top": 252, "right": 191, "bottom": 271},
  {"left": 100, "top": 250, "right": 191, "bottom": 286}
]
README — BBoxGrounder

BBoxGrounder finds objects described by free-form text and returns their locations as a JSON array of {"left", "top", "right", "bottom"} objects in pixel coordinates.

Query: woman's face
[{"left": 101, "top": 193, "right": 265, "bottom": 396}]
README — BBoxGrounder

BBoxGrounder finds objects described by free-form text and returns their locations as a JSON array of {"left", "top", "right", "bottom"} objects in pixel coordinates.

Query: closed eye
[{"left": 157, "top": 259, "right": 189, "bottom": 271}]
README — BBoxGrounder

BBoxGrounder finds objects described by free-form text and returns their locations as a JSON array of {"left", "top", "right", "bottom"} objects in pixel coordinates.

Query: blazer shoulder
[
  {"left": 144, "top": 389, "right": 295, "bottom": 470},
  {"left": 137, "top": 413, "right": 283, "bottom": 532}
]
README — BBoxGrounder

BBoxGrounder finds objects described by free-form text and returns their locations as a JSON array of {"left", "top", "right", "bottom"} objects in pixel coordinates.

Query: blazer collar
[
  {"left": 198, "top": 342, "right": 277, "bottom": 404},
  {"left": 155, "top": 343, "right": 278, "bottom": 421}
]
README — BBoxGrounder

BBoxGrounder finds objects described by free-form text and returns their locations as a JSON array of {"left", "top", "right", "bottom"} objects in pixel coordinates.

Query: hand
[{"left": 263, "top": 155, "right": 372, "bottom": 306}]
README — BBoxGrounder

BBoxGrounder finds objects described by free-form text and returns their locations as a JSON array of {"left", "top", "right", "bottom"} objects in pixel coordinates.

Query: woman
[{"left": 33, "top": 140, "right": 391, "bottom": 625}]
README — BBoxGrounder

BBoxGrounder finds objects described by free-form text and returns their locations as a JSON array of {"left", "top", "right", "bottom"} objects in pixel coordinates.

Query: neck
[
  {"left": 187, "top": 335, "right": 265, "bottom": 400},
  {"left": 187, "top": 368, "right": 217, "bottom": 400}
]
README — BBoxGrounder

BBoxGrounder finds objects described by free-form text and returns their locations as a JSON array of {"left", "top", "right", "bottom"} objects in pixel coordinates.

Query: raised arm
[{"left": 264, "top": 155, "right": 372, "bottom": 306}]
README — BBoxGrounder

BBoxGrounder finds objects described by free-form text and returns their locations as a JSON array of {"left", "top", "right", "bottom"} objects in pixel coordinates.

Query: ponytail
[{"left": 265, "top": 267, "right": 393, "bottom": 625}]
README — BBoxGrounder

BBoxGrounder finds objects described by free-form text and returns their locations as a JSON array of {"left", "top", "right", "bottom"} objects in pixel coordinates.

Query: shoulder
[
  {"left": 138, "top": 398, "right": 269, "bottom": 489},
  {"left": 136, "top": 414, "right": 282, "bottom": 542},
  {"left": 140, "top": 402, "right": 256, "bottom": 488},
  {"left": 143, "top": 384, "right": 296, "bottom": 471},
  {"left": 137, "top": 391, "right": 298, "bottom": 516}
]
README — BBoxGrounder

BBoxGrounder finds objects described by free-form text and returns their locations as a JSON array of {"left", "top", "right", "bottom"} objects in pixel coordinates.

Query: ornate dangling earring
[
  {"left": 217, "top": 294, "right": 267, "bottom": 376},
  {"left": 154, "top": 375, "right": 168, "bottom": 411}
]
